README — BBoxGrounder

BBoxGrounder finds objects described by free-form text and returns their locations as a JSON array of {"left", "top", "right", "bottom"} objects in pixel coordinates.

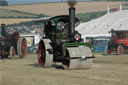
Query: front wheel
[{"left": 62, "top": 47, "right": 93, "bottom": 70}]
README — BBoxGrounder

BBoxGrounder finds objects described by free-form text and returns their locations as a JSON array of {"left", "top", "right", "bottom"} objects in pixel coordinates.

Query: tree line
[{"left": 0, "top": 0, "right": 8, "bottom": 6}]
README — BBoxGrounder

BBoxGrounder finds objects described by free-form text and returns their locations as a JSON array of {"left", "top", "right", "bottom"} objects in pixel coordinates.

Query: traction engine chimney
[{"left": 68, "top": 0, "right": 77, "bottom": 38}]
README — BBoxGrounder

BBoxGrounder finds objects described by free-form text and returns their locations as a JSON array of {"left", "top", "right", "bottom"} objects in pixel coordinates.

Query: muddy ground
[{"left": 0, "top": 53, "right": 128, "bottom": 85}]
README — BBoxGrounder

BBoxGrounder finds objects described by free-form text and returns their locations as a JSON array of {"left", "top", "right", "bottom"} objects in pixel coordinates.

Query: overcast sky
[{"left": 6, "top": 0, "right": 95, "bottom": 5}]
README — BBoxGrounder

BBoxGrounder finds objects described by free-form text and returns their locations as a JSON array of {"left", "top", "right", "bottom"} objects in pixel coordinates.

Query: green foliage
[
  {"left": 38, "top": 14, "right": 46, "bottom": 18},
  {"left": 7, "top": 21, "right": 35, "bottom": 27},
  {"left": 76, "top": 11, "right": 107, "bottom": 22},
  {"left": 0, "top": 9, "right": 47, "bottom": 18}
]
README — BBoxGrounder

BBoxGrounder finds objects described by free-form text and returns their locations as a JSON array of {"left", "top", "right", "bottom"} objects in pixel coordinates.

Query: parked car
[
  {"left": 92, "top": 37, "right": 110, "bottom": 52},
  {"left": 28, "top": 43, "right": 38, "bottom": 53},
  {"left": 93, "top": 39, "right": 110, "bottom": 52}
]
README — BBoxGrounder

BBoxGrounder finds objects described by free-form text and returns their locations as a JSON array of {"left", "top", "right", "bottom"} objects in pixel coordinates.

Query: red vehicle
[
  {"left": 105, "top": 29, "right": 128, "bottom": 55},
  {"left": 0, "top": 24, "right": 27, "bottom": 59}
]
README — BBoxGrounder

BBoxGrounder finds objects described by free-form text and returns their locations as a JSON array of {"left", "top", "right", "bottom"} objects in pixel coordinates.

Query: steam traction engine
[
  {"left": 105, "top": 29, "right": 128, "bottom": 55},
  {"left": 0, "top": 24, "right": 27, "bottom": 59},
  {"left": 37, "top": 1, "right": 94, "bottom": 69}
]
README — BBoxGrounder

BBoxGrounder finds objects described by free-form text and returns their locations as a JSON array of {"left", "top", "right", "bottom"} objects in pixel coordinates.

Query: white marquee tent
[{"left": 76, "top": 10, "right": 128, "bottom": 38}]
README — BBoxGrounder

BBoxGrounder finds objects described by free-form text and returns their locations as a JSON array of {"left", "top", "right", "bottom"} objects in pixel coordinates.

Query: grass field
[
  {"left": 0, "top": 19, "right": 33, "bottom": 24},
  {"left": 1, "top": 1, "right": 128, "bottom": 24},
  {"left": 0, "top": 53, "right": 128, "bottom": 85},
  {"left": 1, "top": 2, "right": 128, "bottom": 16},
  {"left": 0, "top": 9, "right": 38, "bottom": 18}
]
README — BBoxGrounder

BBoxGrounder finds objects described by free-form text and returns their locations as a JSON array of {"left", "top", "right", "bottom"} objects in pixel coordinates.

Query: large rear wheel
[
  {"left": 117, "top": 45, "right": 124, "bottom": 55},
  {"left": 38, "top": 39, "right": 53, "bottom": 67},
  {"left": 17, "top": 38, "right": 27, "bottom": 58}
]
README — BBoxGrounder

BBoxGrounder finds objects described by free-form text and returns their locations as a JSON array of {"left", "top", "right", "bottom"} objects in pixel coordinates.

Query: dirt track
[{"left": 0, "top": 53, "right": 128, "bottom": 85}]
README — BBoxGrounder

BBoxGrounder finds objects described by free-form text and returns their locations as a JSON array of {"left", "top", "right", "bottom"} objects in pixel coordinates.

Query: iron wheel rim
[
  {"left": 21, "top": 39, "right": 27, "bottom": 56},
  {"left": 38, "top": 41, "right": 45, "bottom": 67}
]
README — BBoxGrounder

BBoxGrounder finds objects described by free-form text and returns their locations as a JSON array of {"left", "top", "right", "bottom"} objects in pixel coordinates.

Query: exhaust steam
[{"left": 67, "top": 0, "right": 77, "bottom": 8}]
